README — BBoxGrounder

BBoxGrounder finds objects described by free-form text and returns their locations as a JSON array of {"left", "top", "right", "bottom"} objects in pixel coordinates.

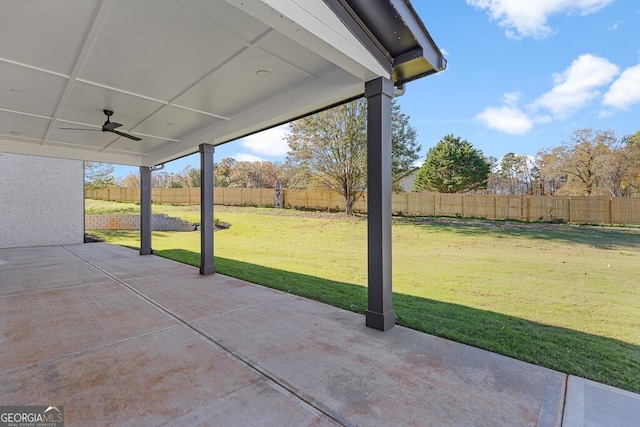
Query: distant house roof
[{"left": 395, "top": 167, "right": 422, "bottom": 192}]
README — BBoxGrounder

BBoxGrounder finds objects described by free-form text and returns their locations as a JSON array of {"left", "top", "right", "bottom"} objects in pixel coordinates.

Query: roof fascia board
[
  {"left": 321, "top": 0, "right": 393, "bottom": 70},
  {"left": 389, "top": 0, "right": 446, "bottom": 72},
  {"left": 226, "top": 0, "right": 389, "bottom": 80}
]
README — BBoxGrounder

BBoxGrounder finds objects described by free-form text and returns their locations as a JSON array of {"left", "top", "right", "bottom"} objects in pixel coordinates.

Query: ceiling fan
[{"left": 60, "top": 109, "right": 142, "bottom": 141}]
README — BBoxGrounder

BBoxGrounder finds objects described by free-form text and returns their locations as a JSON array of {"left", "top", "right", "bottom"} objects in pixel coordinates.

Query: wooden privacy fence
[{"left": 86, "top": 187, "right": 640, "bottom": 226}]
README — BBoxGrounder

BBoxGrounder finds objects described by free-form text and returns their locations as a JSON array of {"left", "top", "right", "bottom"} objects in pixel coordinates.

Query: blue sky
[{"left": 114, "top": 0, "right": 640, "bottom": 178}]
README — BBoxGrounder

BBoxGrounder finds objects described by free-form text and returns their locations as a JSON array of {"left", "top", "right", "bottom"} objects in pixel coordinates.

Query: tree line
[
  {"left": 413, "top": 129, "right": 640, "bottom": 197},
  {"left": 487, "top": 129, "right": 639, "bottom": 197},
  {"left": 86, "top": 99, "right": 640, "bottom": 214}
]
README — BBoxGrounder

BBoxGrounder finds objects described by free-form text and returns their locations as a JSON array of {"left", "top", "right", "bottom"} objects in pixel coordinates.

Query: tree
[
  {"left": 286, "top": 98, "right": 421, "bottom": 214},
  {"left": 413, "top": 134, "right": 490, "bottom": 193},
  {"left": 551, "top": 129, "right": 613, "bottom": 196},
  {"left": 84, "top": 162, "right": 115, "bottom": 189},
  {"left": 120, "top": 173, "right": 140, "bottom": 188},
  {"left": 152, "top": 171, "right": 170, "bottom": 188},
  {"left": 624, "top": 131, "right": 640, "bottom": 195},
  {"left": 498, "top": 153, "right": 534, "bottom": 195},
  {"left": 188, "top": 168, "right": 201, "bottom": 188},
  {"left": 596, "top": 134, "right": 640, "bottom": 197},
  {"left": 214, "top": 157, "right": 236, "bottom": 187},
  {"left": 485, "top": 156, "right": 501, "bottom": 194},
  {"left": 531, "top": 152, "right": 564, "bottom": 196},
  {"left": 391, "top": 102, "right": 421, "bottom": 191}
]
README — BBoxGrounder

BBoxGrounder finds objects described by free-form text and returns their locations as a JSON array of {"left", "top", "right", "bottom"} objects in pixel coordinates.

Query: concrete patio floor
[{"left": 1, "top": 243, "right": 638, "bottom": 426}]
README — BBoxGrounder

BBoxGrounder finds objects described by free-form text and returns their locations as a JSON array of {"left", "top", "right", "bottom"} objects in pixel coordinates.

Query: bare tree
[
  {"left": 120, "top": 173, "right": 140, "bottom": 188},
  {"left": 553, "top": 129, "right": 613, "bottom": 196},
  {"left": 597, "top": 135, "right": 640, "bottom": 197}
]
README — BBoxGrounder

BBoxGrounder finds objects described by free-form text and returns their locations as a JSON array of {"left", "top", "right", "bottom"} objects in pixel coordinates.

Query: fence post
[
  {"left": 405, "top": 193, "right": 409, "bottom": 215},
  {"left": 461, "top": 195, "right": 465, "bottom": 217},
  {"left": 609, "top": 198, "right": 613, "bottom": 225},
  {"left": 526, "top": 196, "right": 530, "bottom": 222},
  {"left": 433, "top": 193, "right": 437, "bottom": 217},
  {"left": 568, "top": 198, "right": 571, "bottom": 223}
]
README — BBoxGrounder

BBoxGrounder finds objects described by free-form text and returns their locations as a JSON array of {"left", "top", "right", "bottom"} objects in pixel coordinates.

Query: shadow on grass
[
  {"left": 152, "top": 247, "right": 639, "bottom": 393},
  {"left": 393, "top": 216, "right": 640, "bottom": 250}
]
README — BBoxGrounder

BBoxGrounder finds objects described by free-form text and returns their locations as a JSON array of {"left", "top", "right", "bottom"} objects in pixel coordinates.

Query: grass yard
[{"left": 86, "top": 199, "right": 640, "bottom": 393}]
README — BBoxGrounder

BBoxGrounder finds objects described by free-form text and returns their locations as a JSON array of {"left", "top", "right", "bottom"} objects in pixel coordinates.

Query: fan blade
[
  {"left": 112, "top": 130, "right": 142, "bottom": 141},
  {"left": 59, "top": 127, "right": 102, "bottom": 131},
  {"left": 103, "top": 122, "right": 123, "bottom": 132}
]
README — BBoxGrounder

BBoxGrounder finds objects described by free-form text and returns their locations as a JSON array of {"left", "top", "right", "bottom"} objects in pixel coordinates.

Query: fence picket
[{"left": 85, "top": 187, "right": 640, "bottom": 226}]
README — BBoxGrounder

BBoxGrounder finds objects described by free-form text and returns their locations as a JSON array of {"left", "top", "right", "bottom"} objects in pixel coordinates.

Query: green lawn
[{"left": 87, "top": 199, "right": 640, "bottom": 393}]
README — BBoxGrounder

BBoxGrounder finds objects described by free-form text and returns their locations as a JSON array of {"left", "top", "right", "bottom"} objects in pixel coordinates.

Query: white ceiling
[{"left": 0, "top": 0, "right": 392, "bottom": 167}]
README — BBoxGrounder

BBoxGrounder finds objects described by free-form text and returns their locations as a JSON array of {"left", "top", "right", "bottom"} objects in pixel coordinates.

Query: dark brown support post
[
  {"left": 365, "top": 77, "right": 395, "bottom": 331},
  {"left": 200, "top": 143, "right": 215, "bottom": 275},
  {"left": 139, "top": 166, "right": 153, "bottom": 255}
]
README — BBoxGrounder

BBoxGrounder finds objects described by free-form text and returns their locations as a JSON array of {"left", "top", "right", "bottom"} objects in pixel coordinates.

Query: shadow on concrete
[{"left": 150, "top": 247, "right": 639, "bottom": 394}]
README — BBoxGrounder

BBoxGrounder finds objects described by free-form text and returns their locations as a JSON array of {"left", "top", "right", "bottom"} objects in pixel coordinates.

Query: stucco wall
[{"left": 0, "top": 153, "right": 84, "bottom": 248}]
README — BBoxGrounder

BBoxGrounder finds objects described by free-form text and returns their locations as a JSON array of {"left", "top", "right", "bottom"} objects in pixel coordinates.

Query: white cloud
[
  {"left": 238, "top": 124, "right": 290, "bottom": 157},
  {"left": 531, "top": 54, "right": 619, "bottom": 118},
  {"left": 466, "top": 0, "right": 615, "bottom": 39},
  {"left": 607, "top": 20, "right": 623, "bottom": 30},
  {"left": 475, "top": 92, "right": 533, "bottom": 135},
  {"left": 602, "top": 63, "right": 640, "bottom": 109},
  {"left": 234, "top": 153, "right": 265, "bottom": 162},
  {"left": 475, "top": 106, "right": 533, "bottom": 135}
]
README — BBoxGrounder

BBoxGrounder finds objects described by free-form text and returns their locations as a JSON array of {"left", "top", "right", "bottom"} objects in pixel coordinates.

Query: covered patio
[
  {"left": 3, "top": 243, "right": 638, "bottom": 425},
  {"left": 0, "top": 0, "right": 446, "bottom": 331},
  {"left": 0, "top": 243, "right": 573, "bottom": 425},
  {"left": 2, "top": 1, "right": 640, "bottom": 425}
]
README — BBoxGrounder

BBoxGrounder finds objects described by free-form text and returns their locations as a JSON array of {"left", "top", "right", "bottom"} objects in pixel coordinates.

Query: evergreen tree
[{"left": 414, "top": 135, "right": 490, "bottom": 193}]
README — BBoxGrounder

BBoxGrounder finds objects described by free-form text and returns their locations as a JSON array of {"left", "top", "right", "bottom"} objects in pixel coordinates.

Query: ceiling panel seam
[
  {"left": 165, "top": 68, "right": 359, "bottom": 158},
  {"left": 0, "top": 57, "right": 70, "bottom": 79},
  {"left": 41, "top": 0, "right": 112, "bottom": 147},
  {"left": 0, "top": 108, "right": 52, "bottom": 121},
  {"left": 120, "top": 27, "right": 278, "bottom": 142},
  {"left": 73, "top": 79, "right": 169, "bottom": 106}
]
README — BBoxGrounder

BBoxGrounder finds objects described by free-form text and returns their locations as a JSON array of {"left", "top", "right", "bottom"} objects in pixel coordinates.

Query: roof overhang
[
  {"left": 325, "top": 0, "right": 446, "bottom": 85},
  {"left": 0, "top": 0, "right": 445, "bottom": 167}
]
